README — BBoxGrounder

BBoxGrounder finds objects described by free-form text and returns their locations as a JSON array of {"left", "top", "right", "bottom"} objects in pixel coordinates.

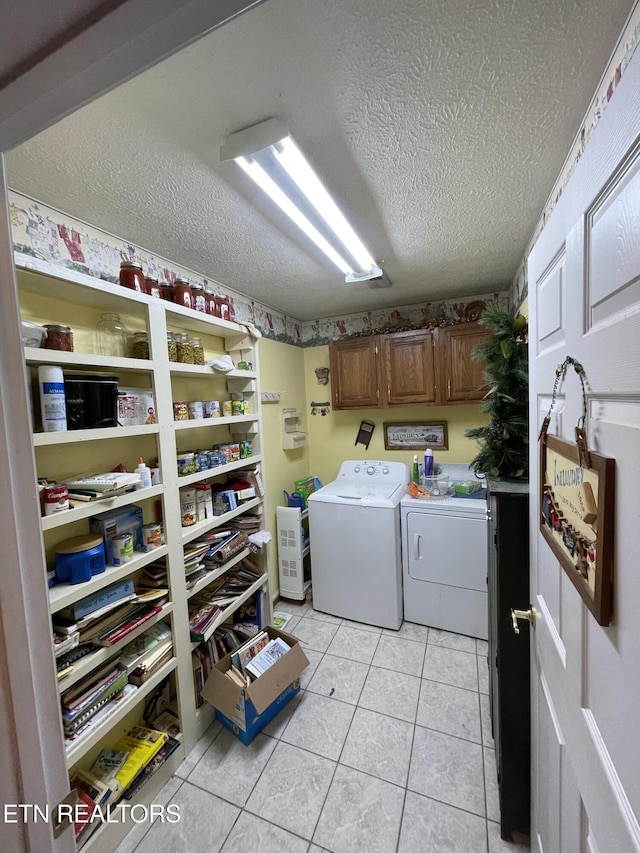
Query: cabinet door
[
  {"left": 438, "top": 323, "right": 488, "bottom": 403},
  {"left": 382, "top": 329, "right": 437, "bottom": 406},
  {"left": 329, "top": 337, "right": 381, "bottom": 409}
]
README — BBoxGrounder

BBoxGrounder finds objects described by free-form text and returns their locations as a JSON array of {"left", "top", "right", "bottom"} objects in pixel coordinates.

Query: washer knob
[
  {"left": 382, "top": 467, "right": 389, "bottom": 474},
  {"left": 354, "top": 466, "right": 361, "bottom": 473},
  {"left": 366, "top": 465, "right": 375, "bottom": 475}
]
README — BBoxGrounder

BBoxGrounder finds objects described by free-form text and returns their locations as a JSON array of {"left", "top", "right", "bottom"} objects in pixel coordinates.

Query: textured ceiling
[{"left": 6, "top": 0, "right": 635, "bottom": 321}]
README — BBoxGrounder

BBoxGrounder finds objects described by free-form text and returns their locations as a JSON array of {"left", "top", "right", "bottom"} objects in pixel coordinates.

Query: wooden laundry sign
[{"left": 539, "top": 431, "right": 615, "bottom": 625}]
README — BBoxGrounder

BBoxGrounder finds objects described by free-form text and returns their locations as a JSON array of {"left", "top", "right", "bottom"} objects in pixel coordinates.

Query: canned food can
[
  {"left": 173, "top": 401, "right": 188, "bottom": 421},
  {"left": 142, "top": 523, "right": 162, "bottom": 551},
  {"left": 112, "top": 533, "right": 133, "bottom": 565},
  {"left": 229, "top": 442, "right": 240, "bottom": 460},
  {"left": 188, "top": 401, "right": 204, "bottom": 419},
  {"left": 204, "top": 400, "right": 220, "bottom": 418},
  {"left": 222, "top": 400, "right": 233, "bottom": 417},
  {"left": 231, "top": 401, "right": 244, "bottom": 416},
  {"left": 42, "top": 485, "right": 69, "bottom": 516},
  {"left": 177, "top": 452, "right": 196, "bottom": 476}
]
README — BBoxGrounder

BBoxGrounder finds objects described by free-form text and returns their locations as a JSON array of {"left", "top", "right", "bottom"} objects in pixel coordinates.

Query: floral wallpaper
[{"left": 10, "top": 190, "right": 504, "bottom": 346}]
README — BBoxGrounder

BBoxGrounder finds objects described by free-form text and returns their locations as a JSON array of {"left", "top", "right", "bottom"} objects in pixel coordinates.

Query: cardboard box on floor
[{"left": 201, "top": 626, "right": 309, "bottom": 744}]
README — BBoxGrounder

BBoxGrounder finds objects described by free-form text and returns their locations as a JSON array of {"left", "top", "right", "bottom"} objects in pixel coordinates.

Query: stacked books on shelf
[
  {"left": 61, "top": 661, "right": 129, "bottom": 736},
  {"left": 119, "top": 622, "right": 173, "bottom": 686},
  {"left": 70, "top": 725, "right": 176, "bottom": 847}
]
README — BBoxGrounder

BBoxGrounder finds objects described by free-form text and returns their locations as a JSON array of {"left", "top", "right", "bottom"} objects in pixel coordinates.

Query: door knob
[{"left": 511, "top": 607, "right": 536, "bottom": 634}]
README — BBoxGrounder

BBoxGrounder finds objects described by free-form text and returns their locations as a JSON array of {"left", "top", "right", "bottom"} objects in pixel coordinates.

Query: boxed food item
[
  {"left": 117, "top": 387, "right": 156, "bottom": 426},
  {"left": 89, "top": 505, "right": 144, "bottom": 565},
  {"left": 201, "top": 627, "right": 309, "bottom": 745}
]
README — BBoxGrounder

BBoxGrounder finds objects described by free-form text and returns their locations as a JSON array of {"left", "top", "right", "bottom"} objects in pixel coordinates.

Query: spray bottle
[{"left": 411, "top": 454, "right": 420, "bottom": 485}]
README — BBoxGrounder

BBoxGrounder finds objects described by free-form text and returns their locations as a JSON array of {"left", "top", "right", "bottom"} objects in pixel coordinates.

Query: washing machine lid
[
  {"left": 309, "top": 460, "right": 409, "bottom": 507},
  {"left": 310, "top": 479, "right": 407, "bottom": 506}
]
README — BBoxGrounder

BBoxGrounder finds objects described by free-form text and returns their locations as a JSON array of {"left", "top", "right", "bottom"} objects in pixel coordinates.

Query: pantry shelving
[{"left": 16, "top": 253, "right": 271, "bottom": 852}]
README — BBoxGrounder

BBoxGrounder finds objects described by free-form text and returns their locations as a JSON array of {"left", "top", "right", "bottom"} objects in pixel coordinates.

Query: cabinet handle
[
  {"left": 413, "top": 533, "right": 421, "bottom": 559},
  {"left": 387, "top": 385, "right": 391, "bottom": 401},
  {"left": 447, "top": 379, "right": 451, "bottom": 397}
]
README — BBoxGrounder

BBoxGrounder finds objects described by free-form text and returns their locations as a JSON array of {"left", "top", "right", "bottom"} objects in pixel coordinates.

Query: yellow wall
[
  {"left": 303, "top": 345, "right": 488, "bottom": 485},
  {"left": 258, "top": 338, "right": 310, "bottom": 594},
  {"left": 519, "top": 296, "right": 529, "bottom": 319}
]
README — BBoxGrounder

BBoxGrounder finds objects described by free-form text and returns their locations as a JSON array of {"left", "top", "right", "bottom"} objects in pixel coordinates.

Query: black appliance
[{"left": 64, "top": 373, "right": 119, "bottom": 429}]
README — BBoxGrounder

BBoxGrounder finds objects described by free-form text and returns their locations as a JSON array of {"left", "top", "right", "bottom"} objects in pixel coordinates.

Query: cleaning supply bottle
[
  {"left": 135, "top": 456, "right": 152, "bottom": 490},
  {"left": 424, "top": 448, "right": 434, "bottom": 477},
  {"left": 412, "top": 454, "right": 420, "bottom": 484}
]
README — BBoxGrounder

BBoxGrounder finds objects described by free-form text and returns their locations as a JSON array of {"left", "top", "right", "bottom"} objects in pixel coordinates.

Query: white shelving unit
[
  {"left": 17, "top": 254, "right": 271, "bottom": 852},
  {"left": 276, "top": 505, "right": 311, "bottom": 601}
]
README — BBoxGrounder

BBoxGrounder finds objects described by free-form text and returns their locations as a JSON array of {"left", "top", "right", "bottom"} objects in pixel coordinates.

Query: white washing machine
[
  {"left": 401, "top": 464, "right": 488, "bottom": 640},
  {"left": 308, "top": 459, "right": 409, "bottom": 630}
]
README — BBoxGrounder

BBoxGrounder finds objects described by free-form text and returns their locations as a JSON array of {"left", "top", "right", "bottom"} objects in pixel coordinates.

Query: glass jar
[
  {"left": 173, "top": 278, "right": 193, "bottom": 309},
  {"left": 191, "top": 336, "right": 204, "bottom": 365},
  {"left": 204, "top": 286, "right": 216, "bottom": 315},
  {"left": 176, "top": 332, "right": 194, "bottom": 364},
  {"left": 167, "top": 331, "right": 178, "bottom": 362},
  {"left": 160, "top": 282, "right": 173, "bottom": 301},
  {"left": 144, "top": 277, "right": 161, "bottom": 298},
  {"left": 96, "top": 313, "right": 128, "bottom": 357},
  {"left": 43, "top": 324, "right": 73, "bottom": 352},
  {"left": 119, "top": 261, "right": 145, "bottom": 291},
  {"left": 132, "top": 331, "right": 150, "bottom": 359},
  {"left": 191, "top": 283, "right": 206, "bottom": 313},
  {"left": 215, "top": 295, "right": 230, "bottom": 321}
]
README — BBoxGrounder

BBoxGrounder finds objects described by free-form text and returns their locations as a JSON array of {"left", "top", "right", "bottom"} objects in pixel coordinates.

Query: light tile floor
[{"left": 116, "top": 601, "right": 530, "bottom": 853}]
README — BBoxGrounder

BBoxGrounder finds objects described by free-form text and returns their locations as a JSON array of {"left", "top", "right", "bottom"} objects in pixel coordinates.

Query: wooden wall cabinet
[
  {"left": 329, "top": 324, "right": 487, "bottom": 410},
  {"left": 437, "top": 322, "right": 488, "bottom": 404},
  {"left": 329, "top": 335, "right": 381, "bottom": 409},
  {"left": 381, "top": 329, "right": 437, "bottom": 406}
]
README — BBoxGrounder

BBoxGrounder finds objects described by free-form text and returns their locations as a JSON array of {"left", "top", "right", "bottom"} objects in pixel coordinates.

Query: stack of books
[{"left": 61, "top": 661, "right": 129, "bottom": 736}]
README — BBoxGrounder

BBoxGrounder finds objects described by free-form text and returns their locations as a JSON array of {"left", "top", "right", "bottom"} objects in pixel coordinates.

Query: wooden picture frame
[
  {"left": 539, "top": 432, "right": 615, "bottom": 626},
  {"left": 383, "top": 421, "right": 448, "bottom": 451}
]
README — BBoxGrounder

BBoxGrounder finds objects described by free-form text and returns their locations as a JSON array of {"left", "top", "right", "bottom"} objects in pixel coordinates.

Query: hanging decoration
[
  {"left": 310, "top": 401, "right": 330, "bottom": 416},
  {"left": 314, "top": 367, "right": 330, "bottom": 385},
  {"left": 539, "top": 357, "right": 615, "bottom": 626}
]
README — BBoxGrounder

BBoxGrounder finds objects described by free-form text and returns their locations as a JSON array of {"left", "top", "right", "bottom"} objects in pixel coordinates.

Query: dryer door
[{"left": 406, "top": 510, "right": 487, "bottom": 591}]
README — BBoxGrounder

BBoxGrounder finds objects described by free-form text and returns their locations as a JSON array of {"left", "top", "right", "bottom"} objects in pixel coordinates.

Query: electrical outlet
[{"left": 261, "top": 391, "right": 281, "bottom": 402}]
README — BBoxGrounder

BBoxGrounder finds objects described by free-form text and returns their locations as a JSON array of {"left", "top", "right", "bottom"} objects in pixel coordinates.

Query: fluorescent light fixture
[{"left": 221, "top": 118, "right": 383, "bottom": 281}]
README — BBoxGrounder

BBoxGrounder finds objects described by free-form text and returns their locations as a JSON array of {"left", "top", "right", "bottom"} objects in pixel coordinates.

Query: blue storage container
[{"left": 55, "top": 534, "right": 106, "bottom": 584}]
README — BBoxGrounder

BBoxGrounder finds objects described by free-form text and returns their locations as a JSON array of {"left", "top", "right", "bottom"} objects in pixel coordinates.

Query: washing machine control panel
[{"left": 338, "top": 460, "right": 409, "bottom": 484}]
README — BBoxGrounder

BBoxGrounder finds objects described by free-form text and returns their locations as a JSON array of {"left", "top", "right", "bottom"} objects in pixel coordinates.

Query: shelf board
[
  {"left": 169, "top": 363, "right": 257, "bottom": 380},
  {"left": 56, "top": 603, "right": 174, "bottom": 695},
  {"left": 176, "top": 455, "right": 262, "bottom": 487},
  {"left": 191, "top": 574, "right": 268, "bottom": 648},
  {"left": 24, "top": 347, "right": 153, "bottom": 373},
  {"left": 164, "top": 301, "right": 253, "bottom": 338},
  {"left": 187, "top": 548, "right": 251, "bottom": 600},
  {"left": 174, "top": 414, "right": 259, "bottom": 430},
  {"left": 49, "top": 545, "right": 169, "bottom": 613},
  {"left": 41, "top": 484, "right": 165, "bottom": 531},
  {"left": 181, "top": 496, "right": 262, "bottom": 545},
  {"left": 33, "top": 423, "right": 159, "bottom": 447},
  {"left": 65, "top": 658, "right": 178, "bottom": 767},
  {"left": 16, "top": 256, "right": 150, "bottom": 312}
]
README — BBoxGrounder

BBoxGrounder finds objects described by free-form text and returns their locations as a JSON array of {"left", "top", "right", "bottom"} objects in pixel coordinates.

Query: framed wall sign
[
  {"left": 383, "top": 421, "right": 448, "bottom": 451},
  {"left": 539, "top": 432, "right": 615, "bottom": 626}
]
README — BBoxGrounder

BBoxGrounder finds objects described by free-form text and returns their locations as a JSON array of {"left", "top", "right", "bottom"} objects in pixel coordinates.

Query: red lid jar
[
  {"left": 145, "top": 276, "right": 161, "bottom": 298},
  {"left": 173, "top": 278, "right": 193, "bottom": 309},
  {"left": 120, "top": 261, "right": 145, "bottom": 291},
  {"left": 190, "top": 283, "right": 206, "bottom": 313}
]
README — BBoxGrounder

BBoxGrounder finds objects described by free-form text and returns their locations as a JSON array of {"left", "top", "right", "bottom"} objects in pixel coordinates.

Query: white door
[{"left": 528, "top": 49, "right": 640, "bottom": 853}]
